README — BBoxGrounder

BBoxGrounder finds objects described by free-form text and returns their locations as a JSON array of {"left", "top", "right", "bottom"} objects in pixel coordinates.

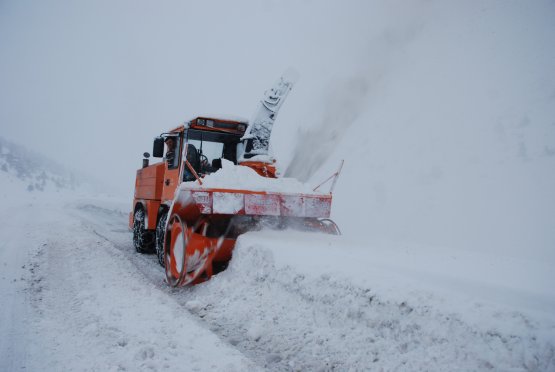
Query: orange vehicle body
[{"left": 130, "top": 116, "right": 339, "bottom": 287}]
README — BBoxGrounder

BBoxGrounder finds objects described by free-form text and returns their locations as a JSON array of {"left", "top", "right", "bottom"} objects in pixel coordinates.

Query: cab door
[{"left": 161, "top": 135, "right": 183, "bottom": 203}]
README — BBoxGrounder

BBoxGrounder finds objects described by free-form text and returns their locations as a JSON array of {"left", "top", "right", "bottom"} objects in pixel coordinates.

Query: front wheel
[{"left": 155, "top": 211, "right": 168, "bottom": 267}]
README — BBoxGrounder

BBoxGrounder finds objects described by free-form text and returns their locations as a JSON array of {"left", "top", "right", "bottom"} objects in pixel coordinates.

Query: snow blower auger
[{"left": 130, "top": 70, "right": 341, "bottom": 287}]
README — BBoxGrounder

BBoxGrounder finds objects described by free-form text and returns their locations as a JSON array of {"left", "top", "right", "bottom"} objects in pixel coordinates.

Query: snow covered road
[
  {"left": 0, "top": 198, "right": 40, "bottom": 371},
  {"left": 1, "top": 194, "right": 554, "bottom": 371},
  {"left": 0, "top": 196, "right": 257, "bottom": 371}
]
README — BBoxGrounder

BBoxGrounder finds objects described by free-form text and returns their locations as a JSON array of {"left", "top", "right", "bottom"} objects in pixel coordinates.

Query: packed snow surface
[
  {"left": 0, "top": 193, "right": 256, "bottom": 371},
  {"left": 182, "top": 159, "right": 319, "bottom": 195}
]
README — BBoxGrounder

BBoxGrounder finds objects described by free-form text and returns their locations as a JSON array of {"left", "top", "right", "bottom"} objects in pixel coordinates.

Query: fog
[
  {"left": 1, "top": 0, "right": 380, "bottom": 193},
  {"left": 1, "top": 1, "right": 554, "bottom": 259}
]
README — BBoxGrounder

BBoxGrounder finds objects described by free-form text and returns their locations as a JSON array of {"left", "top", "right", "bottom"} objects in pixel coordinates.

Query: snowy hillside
[
  {"left": 0, "top": 136, "right": 79, "bottom": 192},
  {"left": 0, "top": 136, "right": 102, "bottom": 196}
]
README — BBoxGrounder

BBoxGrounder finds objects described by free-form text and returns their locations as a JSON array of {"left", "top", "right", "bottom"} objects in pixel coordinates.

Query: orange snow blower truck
[{"left": 130, "top": 73, "right": 341, "bottom": 287}]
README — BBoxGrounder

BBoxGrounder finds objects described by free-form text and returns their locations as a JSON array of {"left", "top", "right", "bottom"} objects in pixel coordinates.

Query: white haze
[{"left": 1, "top": 1, "right": 554, "bottom": 261}]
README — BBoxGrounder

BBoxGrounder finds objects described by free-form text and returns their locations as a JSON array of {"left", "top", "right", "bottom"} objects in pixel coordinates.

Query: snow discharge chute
[{"left": 239, "top": 68, "right": 299, "bottom": 161}]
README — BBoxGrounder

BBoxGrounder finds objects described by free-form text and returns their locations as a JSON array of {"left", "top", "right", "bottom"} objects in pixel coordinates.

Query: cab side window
[{"left": 165, "top": 136, "right": 181, "bottom": 169}]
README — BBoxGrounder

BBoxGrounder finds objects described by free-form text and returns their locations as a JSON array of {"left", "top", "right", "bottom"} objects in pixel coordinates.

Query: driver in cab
[{"left": 164, "top": 137, "right": 176, "bottom": 166}]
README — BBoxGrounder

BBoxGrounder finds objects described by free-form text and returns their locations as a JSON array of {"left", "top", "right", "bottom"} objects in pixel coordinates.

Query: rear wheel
[
  {"left": 133, "top": 209, "right": 154, "bottom": 253},
  {"left": 155, "top": 211, "right": 168, "bottom": 267}
]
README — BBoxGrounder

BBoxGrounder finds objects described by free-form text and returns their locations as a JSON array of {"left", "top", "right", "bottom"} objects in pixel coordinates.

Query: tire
[
  {"left": 133, "top": 209, "right": 154, "bottom": 253},
  {"left": 155, "top": 211, "right": 168, "bottom": 267}
]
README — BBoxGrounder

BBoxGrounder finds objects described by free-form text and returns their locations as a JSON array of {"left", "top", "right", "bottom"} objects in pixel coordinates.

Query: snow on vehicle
[{"left": 130, "top": 72, "right": 341, "bottom": 287}]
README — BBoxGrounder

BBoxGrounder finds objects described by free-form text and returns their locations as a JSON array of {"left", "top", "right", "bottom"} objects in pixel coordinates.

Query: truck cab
[
  {"left": 130, "top": 116, "right": 253, "bottom": 257},
  {"left": 156, "top": 117, "right": 252, "bottom": 202}
]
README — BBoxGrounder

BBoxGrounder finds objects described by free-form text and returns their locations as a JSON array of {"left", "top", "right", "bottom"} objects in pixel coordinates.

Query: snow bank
[{"left": 186, "top": 230, "right": 555, "bottom": 371}]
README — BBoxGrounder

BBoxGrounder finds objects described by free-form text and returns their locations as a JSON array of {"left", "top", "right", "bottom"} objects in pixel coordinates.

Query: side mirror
[
  {"left": 153, "top": 137, "right": 164, "bottom": 158},
  {"left": 143, "top": 152, "right": 150, "bottom": 158}
]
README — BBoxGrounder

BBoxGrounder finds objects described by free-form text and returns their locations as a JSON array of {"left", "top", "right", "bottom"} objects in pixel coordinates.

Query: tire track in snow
[{"left": 19, "top": 200, "right": 259, "bottom": 371}]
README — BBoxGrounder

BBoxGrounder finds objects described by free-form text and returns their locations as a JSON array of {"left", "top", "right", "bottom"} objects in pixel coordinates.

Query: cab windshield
[
  {"left": 183, "top": 129, "right": 242, "bottom": 181},
  {"left": 188, "top": 139, "right": 223, "bottom": 167}
]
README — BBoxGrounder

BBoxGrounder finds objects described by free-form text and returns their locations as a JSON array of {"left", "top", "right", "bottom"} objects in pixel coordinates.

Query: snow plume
[
  {"left": 285, "top": 16, "right": 426, "bottom": 182},
  {"left": 323, "top": 1, "right": 555, "bottom": 259},
  {"left": 285, "top": 76, "right": 369, "bottom": 181}
]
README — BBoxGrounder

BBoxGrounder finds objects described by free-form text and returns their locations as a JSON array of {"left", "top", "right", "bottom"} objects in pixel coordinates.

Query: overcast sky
[{"left": 0, "top": 0, "right": 385, "bottom": 194}]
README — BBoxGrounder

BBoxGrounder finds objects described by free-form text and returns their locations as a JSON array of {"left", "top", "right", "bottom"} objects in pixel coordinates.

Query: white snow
[
  {"left": 213, "top": 192, "right": 244, "bottom": 214},
  {"left": 182, "top": 159, "right": 319, "bottom": 195},
  {"left": 187, "top": 230, "right": 555, "bottom": 370}
]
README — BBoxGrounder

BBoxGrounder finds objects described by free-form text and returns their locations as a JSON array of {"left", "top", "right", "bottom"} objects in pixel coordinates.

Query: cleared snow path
[{"left": 0, "top": 196, "right": 258, "bottom": 371}]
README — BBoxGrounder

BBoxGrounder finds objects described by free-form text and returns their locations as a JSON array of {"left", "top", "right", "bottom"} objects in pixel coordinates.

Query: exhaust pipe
[{"left": 142, "top": 152, "right": 150, "bottom": 168}]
